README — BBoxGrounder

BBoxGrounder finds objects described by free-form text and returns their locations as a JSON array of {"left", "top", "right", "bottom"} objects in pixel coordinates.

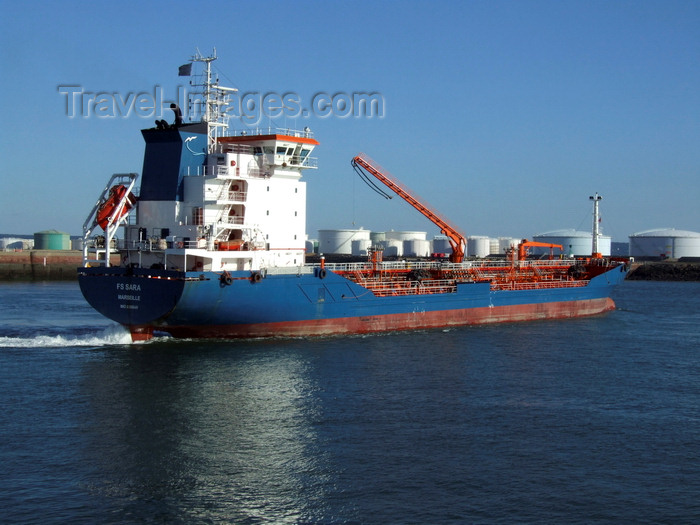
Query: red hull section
[{"left": 158, "top": 297, "right": 615, "bottom": 339}]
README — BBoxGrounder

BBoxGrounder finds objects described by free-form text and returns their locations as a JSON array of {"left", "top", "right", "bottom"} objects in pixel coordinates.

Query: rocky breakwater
[{"left": 627, "top": 262, "right": 700, "bottom": 281}]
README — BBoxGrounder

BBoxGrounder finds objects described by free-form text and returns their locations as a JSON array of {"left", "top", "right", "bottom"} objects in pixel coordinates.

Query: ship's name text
[{"left": 116, "top": 283, "right": 141, "bottom": 291}]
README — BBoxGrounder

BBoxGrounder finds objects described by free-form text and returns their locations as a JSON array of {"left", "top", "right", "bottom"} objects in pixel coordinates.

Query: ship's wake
[{"left": 0, "top": 324, "right": 135, "bottom": 348}]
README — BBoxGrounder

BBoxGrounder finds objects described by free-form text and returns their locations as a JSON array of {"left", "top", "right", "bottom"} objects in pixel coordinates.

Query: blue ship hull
[{"left": 78, "top": 263, "right": 627, "bottom": 340}]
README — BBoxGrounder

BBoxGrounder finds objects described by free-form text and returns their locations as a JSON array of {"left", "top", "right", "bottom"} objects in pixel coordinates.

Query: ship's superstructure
[
  {"left": 78, "top": 53, "right": 628, "bottom": 341},
  {"left": 83, "top": 52, "right": 317, "bottom": 275}
]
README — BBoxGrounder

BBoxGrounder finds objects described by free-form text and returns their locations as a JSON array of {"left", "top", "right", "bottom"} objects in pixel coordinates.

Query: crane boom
[
  {"left": 517, "top": 240, "right": 564, "bottom": 261},
  {"left": 351, "top": 153, "right": 466, "bottom": 263}
]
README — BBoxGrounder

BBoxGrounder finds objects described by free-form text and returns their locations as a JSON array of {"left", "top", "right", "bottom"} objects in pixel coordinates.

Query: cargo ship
[{"left": 77, "top": 52, "right": 628, "bottom": 341}]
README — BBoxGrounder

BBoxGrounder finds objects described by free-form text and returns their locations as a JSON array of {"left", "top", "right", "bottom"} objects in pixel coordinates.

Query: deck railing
[{"left": 325, "top": 258, "right": 576, "bottom": 273}]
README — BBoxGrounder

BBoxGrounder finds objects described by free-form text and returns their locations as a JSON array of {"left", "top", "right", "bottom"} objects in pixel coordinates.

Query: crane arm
[
  {"left": 517, "top": 240, "right": 564, "bottom": 260},
  {"left": 351, "top": 153, "right": 466, "bottom": 263}
]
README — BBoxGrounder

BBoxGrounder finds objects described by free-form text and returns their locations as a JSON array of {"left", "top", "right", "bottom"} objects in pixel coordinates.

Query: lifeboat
[
  {"left": 219, "top": 239, "right": 245, "bottom": 251},
  {"left": 97, "top": 185, "right": 137, "bottom": 230}
]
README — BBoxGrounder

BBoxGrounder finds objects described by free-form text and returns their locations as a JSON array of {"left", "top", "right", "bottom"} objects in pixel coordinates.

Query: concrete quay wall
[{"left": 0, "top": 251, "right": 118, "bottom": 281}]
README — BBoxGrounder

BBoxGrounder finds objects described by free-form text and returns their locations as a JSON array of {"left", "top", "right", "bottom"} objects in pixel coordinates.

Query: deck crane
[
  {"left": 351, "top": 153, "right": 467, "bottom": 263},
  {"left": 516, "top": 240, "right": 564, "bottom": 261}
]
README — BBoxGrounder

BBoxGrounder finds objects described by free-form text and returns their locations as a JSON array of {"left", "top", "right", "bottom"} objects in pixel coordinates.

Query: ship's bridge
[{"left": 216, "top": 127, "right": 319, "bottom": 170}]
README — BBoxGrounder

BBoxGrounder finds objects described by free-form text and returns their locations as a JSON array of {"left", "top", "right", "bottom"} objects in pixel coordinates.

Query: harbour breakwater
[
  {"left": 1, "top": 251, "right": 699, "bottom": 281},
  {"left": 0, "top": 251, "right": 118, "bottom": 281},
  {"left": 627, "top": 261, "right": 700, "bottom": 281}
]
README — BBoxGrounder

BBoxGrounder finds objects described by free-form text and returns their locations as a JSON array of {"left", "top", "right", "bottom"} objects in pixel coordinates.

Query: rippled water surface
[{"left": 1, "top": 281, "right": 699, "bottom": 523}]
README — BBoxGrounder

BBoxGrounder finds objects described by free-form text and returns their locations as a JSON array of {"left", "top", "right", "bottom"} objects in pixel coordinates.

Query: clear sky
[{"left": 1, "top": 0, "right": 698, "bottom": 242}]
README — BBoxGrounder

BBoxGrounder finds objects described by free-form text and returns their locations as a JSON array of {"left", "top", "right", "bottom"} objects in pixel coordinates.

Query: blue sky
[{"left": 1, "top": 0, "right": 698, "bottom": 242}]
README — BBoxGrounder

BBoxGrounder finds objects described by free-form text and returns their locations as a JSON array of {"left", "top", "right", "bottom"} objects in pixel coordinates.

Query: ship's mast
[
  {"left": 589, "top": 192, "right": 602, "bottom": 257},
  {"left": 188, "top": 50, "right": 238, "bottom": 153}
]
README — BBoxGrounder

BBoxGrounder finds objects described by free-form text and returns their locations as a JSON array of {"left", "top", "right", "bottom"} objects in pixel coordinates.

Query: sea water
[{"left": 1, "top": 280, "right": 699, "bottom": 523}]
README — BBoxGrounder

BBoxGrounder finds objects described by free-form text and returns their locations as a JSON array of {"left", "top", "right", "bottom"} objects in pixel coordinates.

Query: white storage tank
[
  {"left": 533, "top": 229, "right": 611, "bottom": 257},
  {"left": 403, "top": 239, "right": 431, "bottom": 257},
  {"left": 318, "top": 229, "right": 371, "bottom": 255},
  {"left": 498, "top": 237, "right": 518, "bottom": 255},
  {"left": 467, "top": 236, "right": 490, "bottom": 258},
  {"left": 351, "top": 238, "right": 372, "bottom": 256},
  {"left": 384, "top": 230, "right": 427, "bottom": 242},
  {"left": 0, "top": 237, "right": 34, "bottom": 250},
  {"left": 382, "top": 238, "right": 403, "bottom": 257},
  {"left": 370, "top": 231, "right": 386, "bottom": 244},
  {"left": 629, "top": 229, "right": 700, "bottom": 259},
  {"left": 432, "top": 235, "right": 451, "bottom": 254}
]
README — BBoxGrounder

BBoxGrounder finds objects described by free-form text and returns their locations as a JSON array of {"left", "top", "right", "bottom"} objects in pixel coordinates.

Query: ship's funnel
[{"left": 170, "top": 103, "right": 183, "bottom": 126}]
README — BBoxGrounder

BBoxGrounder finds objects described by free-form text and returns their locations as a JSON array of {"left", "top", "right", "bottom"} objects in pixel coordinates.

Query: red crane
[
  {"left": 351, "top": 153, "right": 467, "bottom": 263},
  {"left": 517, "top": 240, "right": 563, "bottom": 261}
]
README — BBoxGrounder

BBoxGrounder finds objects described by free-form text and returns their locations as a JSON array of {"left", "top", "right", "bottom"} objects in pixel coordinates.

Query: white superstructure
[{"left": 83, "top": 51, "right": 318, "bottom": 273}]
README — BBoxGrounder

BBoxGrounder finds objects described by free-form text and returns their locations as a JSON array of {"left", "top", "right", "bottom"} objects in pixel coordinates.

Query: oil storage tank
[
  {"left": 629, "top": 229, "right": 700, "bottom": 259},
  {"left": 370, "top": 231, "right": 386, "bottom": 244},
  {"left": 403, "top": 239, "right": 431, "bottom": 257},
  {"left": 351, "top": 238, "right": 372, "bottom": 256},
  {"left": 384, "top": 230, "right": 427, "bottom": 242},
  {"left": 467, "top": 236, "right": 490, "bottom": 258},
  {"left": 382, "top": 231, "right": 427, "bottom": 257},
  {"left": 497, "top": 237, "right": 518, "bottom": 255},
  {"left": 34, "top": 230, "right": 70, "bottom": 250},
  {"left": 318, "top": 228, "right": 371, "bottom": 255},
  {"left": 432, "top": 235, "right": 451, "bottom": 254},
  {"left": 533, "top": 229, "right": 610, "bottom": 257}
]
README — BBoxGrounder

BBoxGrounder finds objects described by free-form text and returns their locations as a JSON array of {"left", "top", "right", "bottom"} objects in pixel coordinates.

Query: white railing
[
  {"left": 323, "top": 258, "right": 578, "bottom": 274},
  {"left": 214, "top": 189, "right": 247, "bottom": 202},
  {"left": 359, "top": 278, "right": 457, "bottom": 296},
  {"left": 215, "top": 144, "right": 253, "bottom": 154},
  {"left": 274, "top": 155, "right": 318, "bottom": 168},
  {"left": 289, "top": 156, "right": 318, "bottom": 168},
  {"left": 202, "top": 165, "right": 234, "bottom": 177},
  {"left": 226, "top": 190, "right": 247, "bottom": 202},
  {"left": 220, "top": 216, "right": 245, "bottom": 226},
  {"left": 265, "top": 266, "right": 317, "bottom": 276},
  {"left": 227, "top": 126, "right": 314, "bottom": 139},
  {"left": 246, "top": 168, "right": 269, "bottom": 178}
]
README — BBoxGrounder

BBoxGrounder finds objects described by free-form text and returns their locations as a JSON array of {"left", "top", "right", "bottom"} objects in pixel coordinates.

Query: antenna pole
[
  {"left": 589, "top": 192, "right": 602, "bottom": 257},
  {"left": 188, "top": 49, "right": 236, "bottom": 153}
]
